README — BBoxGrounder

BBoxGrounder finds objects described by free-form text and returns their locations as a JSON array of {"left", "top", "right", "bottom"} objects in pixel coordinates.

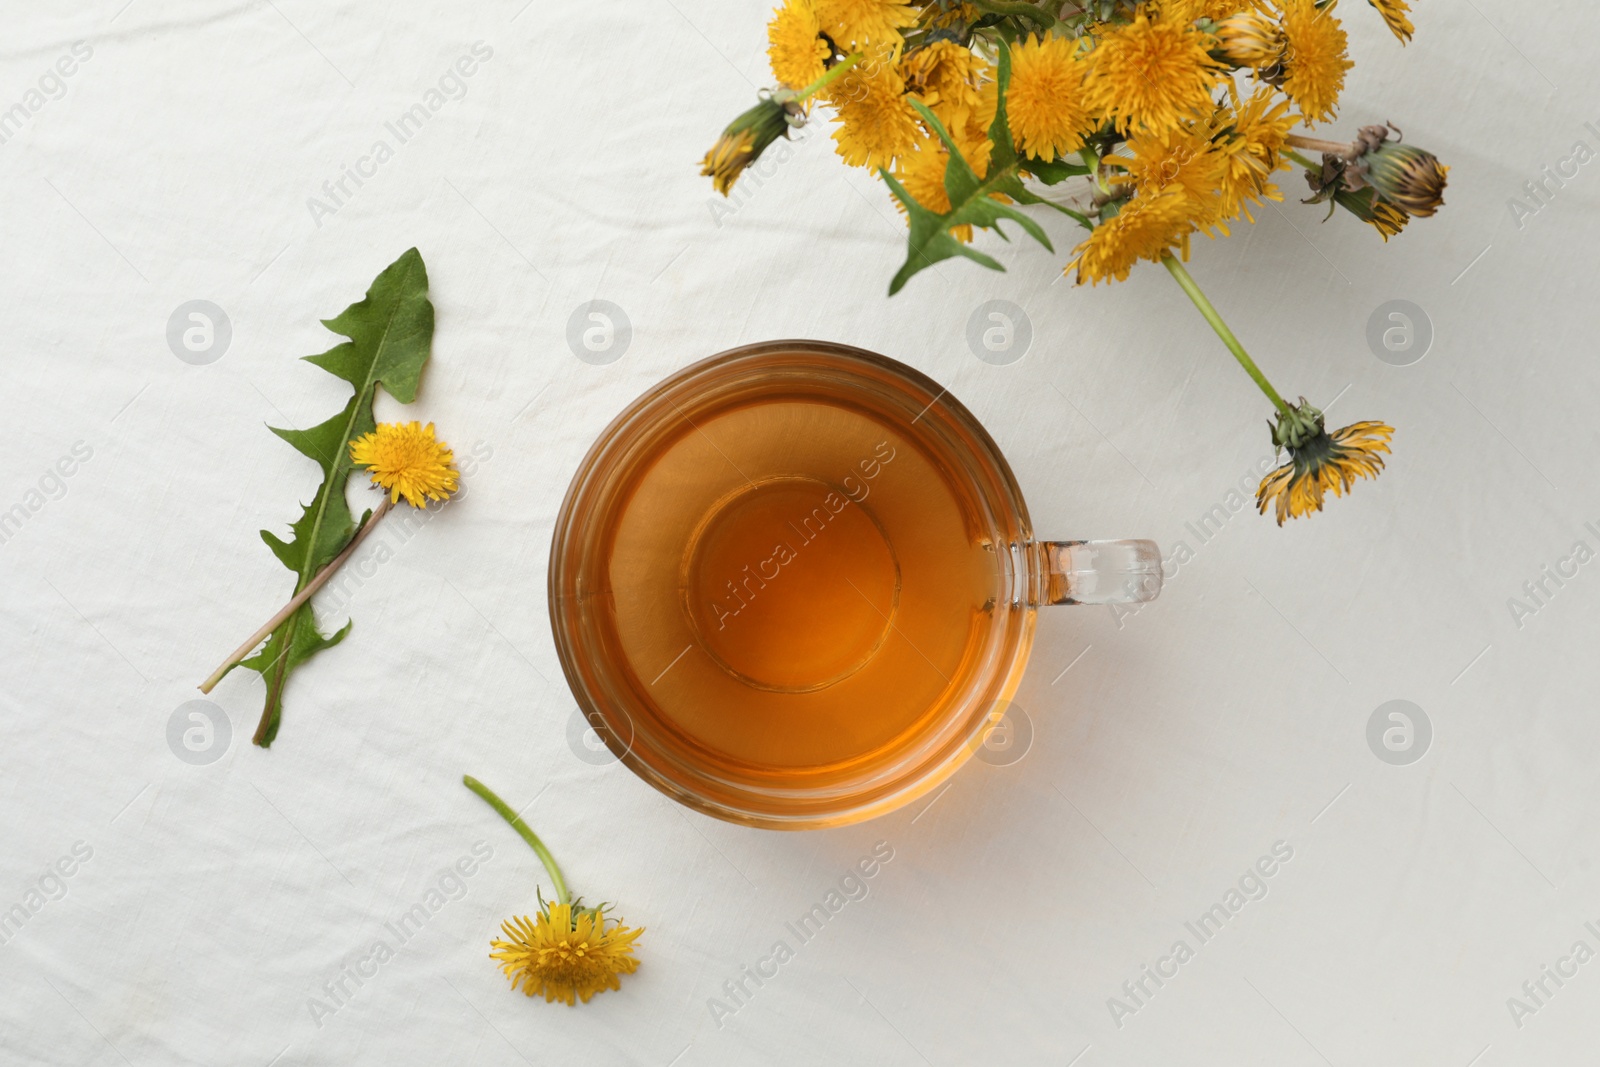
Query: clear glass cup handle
[{"left": 1032, "top": 539, "right": 1162, "bottom": 606}]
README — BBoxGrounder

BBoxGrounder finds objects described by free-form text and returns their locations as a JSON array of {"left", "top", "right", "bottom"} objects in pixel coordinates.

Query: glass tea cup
[{"left": 549, "top": 340, "right": 1160, "bottom": 829}]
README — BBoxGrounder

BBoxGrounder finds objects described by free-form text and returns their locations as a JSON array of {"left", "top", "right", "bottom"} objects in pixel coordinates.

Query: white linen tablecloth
[{"left": 3, "top": 1, "right": 1599, "bottom": 1064}]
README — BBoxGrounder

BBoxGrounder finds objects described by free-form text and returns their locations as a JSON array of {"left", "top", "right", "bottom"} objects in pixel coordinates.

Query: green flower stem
[
  {"left": 1283, "top": 148, "right": 1320, "bottom": 171},
  {"left": 1079, "top": 145, "right": 1107, "bottom": 195},
  {"left": 795, "top": 53, "right": 862, "bottom": 102},
  {"left": 463, "top": 775, "right": 570, "bottom": 906},
  {"left": 1161, "top": 254, "right": 1293, "bottom": 418}
]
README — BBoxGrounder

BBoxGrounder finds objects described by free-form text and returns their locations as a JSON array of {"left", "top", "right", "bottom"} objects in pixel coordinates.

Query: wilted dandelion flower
[
  {"left": 1332, "top": 185, "right": 1410, "bottom": 240},
  {"left": 1256, "top": 400, "right": 1393, "bottom": 524}
]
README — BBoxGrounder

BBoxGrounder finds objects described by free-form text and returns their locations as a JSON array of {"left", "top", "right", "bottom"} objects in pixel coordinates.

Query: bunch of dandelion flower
[
  {"left": 199, "top": 421, "right": 460, "bottom": 696},
  {"left": 464, "top": 775, "right": 643, "bottom": 1006},
  {"left": 696, "top": 0, "right": 1449, "bottom": 526}
]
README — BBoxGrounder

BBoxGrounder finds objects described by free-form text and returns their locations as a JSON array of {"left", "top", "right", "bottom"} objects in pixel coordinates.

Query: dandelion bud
[
  {"left": 701, "top": 91, "right": 803, "bottom": 196},
  {"left": 1212, "top": 12, "right": 1285, "bottom": 70},
  {"left": 1358, "top": 137, "right": 1448, "bottom": 217},
  {"left": 1304, "top": 125, "right": 1445, "bottom": 229}
]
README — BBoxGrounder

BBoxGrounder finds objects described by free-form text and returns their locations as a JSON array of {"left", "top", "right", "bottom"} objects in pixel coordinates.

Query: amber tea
[
  {"left": 549, "top": 342, "right": 1159, "bottom": 828},
  {"left": 609, "top": 394, "right": 999, "bottom": 773}
]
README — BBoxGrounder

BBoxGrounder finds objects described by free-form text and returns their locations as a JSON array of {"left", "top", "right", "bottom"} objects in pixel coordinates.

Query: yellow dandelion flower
[
  {"left": 1067, "top": 186, "right": 1194, "bottom": 285},
  {"left": 465, "top": 775, "right": 645, "bottom": 1008},
  {"left": 1276, "top": 0, "right": 1352, "bottom": 124},
  {"left": 814, "top": 0, "right": 915, "bottom": 50},
  {"left": 901, "top": 40, "right": 987, "bottom": 137},
  {"left": 1083, "top": 12, "right": 1225, "bottom": 135},
  {"left": 892, "top": 133, "right": 994, "bottom": 241},
  {"left": 1256, "top": 402, "right": 1392, "bottom": 524},
  {"left": 829, "top": 54, "right": 922, "bottom": 168},
  {"left": 1007, "top": 34, "right": 1095, "bottom": 161},
  {"left": 768, "top": 0, "right": 832, "bottom": 89},
  {"left": 491, "top": 903, "right": 644, "bottom": 1006},
  {"left": 1368, "top": 0, "right": 1414, "bottom": 43},
  {"left": 1214, "top": 86, "right": 1295, "bottom": 220},
  {"left": 1113, "top": 122, "right": 1231, "bottom": 232},
  {"left": 349, "top": 421, "right": 458, "bottom": 507}
]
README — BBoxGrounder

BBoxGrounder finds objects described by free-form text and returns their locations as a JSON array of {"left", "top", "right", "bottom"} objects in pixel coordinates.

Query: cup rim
[{"left": 547, "top": 339, "right": 1036, "bottom": 829}]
